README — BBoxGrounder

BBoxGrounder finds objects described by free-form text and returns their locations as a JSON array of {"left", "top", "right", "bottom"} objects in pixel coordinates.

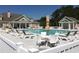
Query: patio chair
[
  {"left": 36, "top": 38, "right": 48, "bottom": 47},
  {"left": 47, "top": 36, "right": 59, "bottom": 47},
  {"left": 59, "top": 31, "right": 71, "bottom": 37},
  {"left": 59, "top": 31, "right": 71, "bottom": 41},
  {"left": 59, "top": 31, "right": 78, "bottom": 41},
  {"left": 73, "top": 31, "right": 77, "bottom": 36},
  {"left": 68, "top": 31, "right": 78, "bottom": 41},
  {"left": 22, "top": 30, "right": 26, "bottom": 35}
]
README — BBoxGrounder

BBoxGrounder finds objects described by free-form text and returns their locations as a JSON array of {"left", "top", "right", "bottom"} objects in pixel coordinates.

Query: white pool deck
[
  {"left": 0, "top": 29, "right": 79, "bottom": 53},
  {"left": 0, "top": 37, "right": 16, "bottom": 53},
  {"left": 0, "top": 29, "right": 51, "bottom": 53},
  {"left": 0, "top": 31, "right": 37, "bottom": 48}
]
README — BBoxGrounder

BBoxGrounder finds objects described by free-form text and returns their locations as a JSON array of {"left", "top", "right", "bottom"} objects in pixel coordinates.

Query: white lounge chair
[
  {"left": 36, "top": 37, "right": 48, "bottom": 47},
  {"left": 47, "top": 35, "right": 59, "bottom": 47},
  {"left": 59, "top": 31, "right": 78, "bottom": 42}
]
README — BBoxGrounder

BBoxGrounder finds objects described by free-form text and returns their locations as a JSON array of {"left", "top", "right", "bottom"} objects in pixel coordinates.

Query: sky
[{"left": 0, "top": 5, "right": 61, "bottom": 19}]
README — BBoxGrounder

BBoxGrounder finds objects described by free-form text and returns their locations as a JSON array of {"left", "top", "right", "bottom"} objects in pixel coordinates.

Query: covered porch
[
  {"left": 59, "top": 22, "right": 76, "bottom": 29},
  {"left": 59, "top": 16, "right": 78, "bottom": 29},
  {"left": 0, "top": 21, "right": 39, "bottom": 29}
]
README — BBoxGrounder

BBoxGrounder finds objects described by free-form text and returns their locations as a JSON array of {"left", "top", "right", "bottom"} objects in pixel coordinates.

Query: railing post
[{"left": 16, "top": 42, "right": 24, "bottom": 53}]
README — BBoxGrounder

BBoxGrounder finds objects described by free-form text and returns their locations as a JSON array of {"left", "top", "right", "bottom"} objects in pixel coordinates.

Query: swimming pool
[{"left": 25, "top": 29, "right": 69, "bottom": 35}]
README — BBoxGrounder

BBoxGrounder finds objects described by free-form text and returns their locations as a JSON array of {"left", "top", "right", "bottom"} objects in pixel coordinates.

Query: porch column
[
  {"left": 69, "top": 23, "right": 71, "bottom": 30},
  {"left": 59, "top": 23, "right": 60, "bottom": 27},
  {"left": 73, "top": 23, "right": 75, "bottom": 29},
  {"left": 25, "top": 23, "right": 27, "bottom": 28},
  {"left": 19, "top": 23, "right": 21, "bottom": 29},
  {"left": 25, "top": 23, "right": 26, "bottom": 28},
  {"left": 61, "top": 23, "right": 63, "bottom": 29},
  {"left": 13, "top": 23, "right": 14, "bottom": 28},
  {"left": 24, "top": 23, "right": 25, "bottom": 29},
  {"left": 59, "top": 23, "right": 61, "bottom": 27}
]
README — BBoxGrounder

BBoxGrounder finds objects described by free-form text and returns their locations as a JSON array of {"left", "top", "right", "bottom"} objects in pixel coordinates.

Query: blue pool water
[{"left": 26, "top": 29, "right": 69, "bottom": 35}]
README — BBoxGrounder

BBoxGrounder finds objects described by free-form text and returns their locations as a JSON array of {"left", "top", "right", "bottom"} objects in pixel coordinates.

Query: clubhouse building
[{"left": 0, "top": 11, "right": 39, "bottom": 29}]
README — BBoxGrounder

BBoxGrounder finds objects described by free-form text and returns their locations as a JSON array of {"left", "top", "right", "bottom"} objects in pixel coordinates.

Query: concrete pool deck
[{"left": 0, "top": 29, "right": 79, "bottom": 53}]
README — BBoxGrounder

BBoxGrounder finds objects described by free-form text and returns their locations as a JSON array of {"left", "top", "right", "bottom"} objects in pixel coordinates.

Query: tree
[
  {"left": 51, "top": 6, "right": 75, "bottom": 26},
  {"left": 51, "top": 5, "right": 74, "bottom": 20},
  {"left": 39, "top": 16, "right": 46, "bottom": 28},
  {"left": 74, "top": 6, "right": 79, "bottom": 19},
  {"left": 39, "top": 5, "right": 79, "bottom": 26}
]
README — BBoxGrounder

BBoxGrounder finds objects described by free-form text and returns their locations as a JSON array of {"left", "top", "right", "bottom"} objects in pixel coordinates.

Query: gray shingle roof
[{"left": 0, "top": 12, "right": 32, "bottom": 21}]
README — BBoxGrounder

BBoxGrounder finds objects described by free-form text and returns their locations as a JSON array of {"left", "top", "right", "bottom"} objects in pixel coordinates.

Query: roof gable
[
  {"left": 59, "top": 16, "right": 78, "bottom": 23},
  {"left": 15, "top": 15, "right": 32, "bottom": 22}
]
